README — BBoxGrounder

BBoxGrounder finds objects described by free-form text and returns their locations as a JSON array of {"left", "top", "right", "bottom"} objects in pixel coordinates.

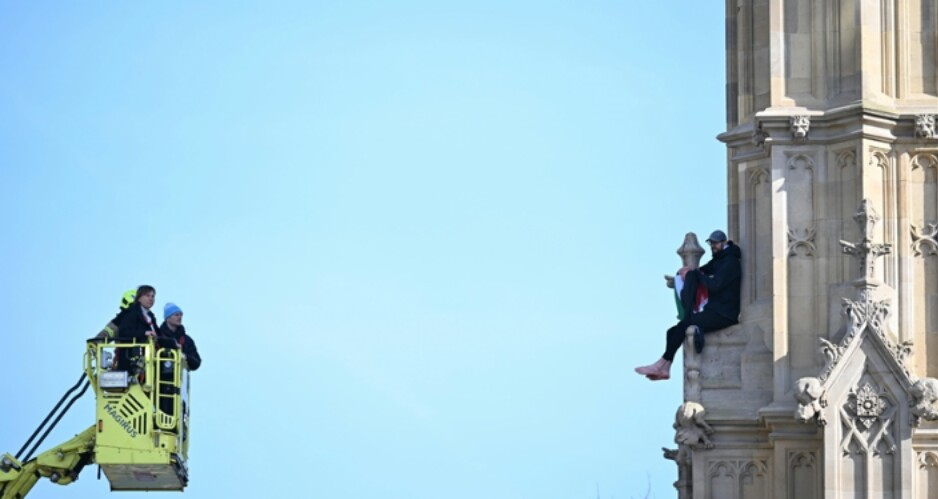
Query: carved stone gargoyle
[
  {"left": 915, "top": 114, "right": 937, "bottom": 140},
  {"left": 790, "top": 115, "right": 810, "bottom": 139},
  {"left": 673, "top": 401, "right": 714, "bottom": 450},
  {"left": 794, "top": 377, "right": 827, "bottom": 425},
  {"left": 663, "top": 400, "right": 714, "bottom": 498},
  {"left": 910, "top": 377, "right": 938, "bottom": 425}
]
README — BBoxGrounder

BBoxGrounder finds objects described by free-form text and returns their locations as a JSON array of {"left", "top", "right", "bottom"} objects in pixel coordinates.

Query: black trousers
[{"left": 662, "top": 309, "right": 737, "bottom": 361}]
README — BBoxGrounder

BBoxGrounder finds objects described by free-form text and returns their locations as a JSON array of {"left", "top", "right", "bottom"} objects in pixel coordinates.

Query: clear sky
[{"left": 0, "top": 2, "right": 727, "bottom": 498}]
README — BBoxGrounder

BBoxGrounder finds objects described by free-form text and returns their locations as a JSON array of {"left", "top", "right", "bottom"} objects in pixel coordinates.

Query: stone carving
[
  {"left": 752, "top": 122, "right": 768, "bottom": 146},
  {"left": 787, "top": 153, "right": 815, "bottom": 171},
  {"left": 661, "top": 234, "right": 708, "bottom": 404},
  {"left": 787, "top": 227, "right": 816, "bottom": 257},
  {"left": 674, "top": 401, "right": 715, "bottom": 449},
  {"left": 683, "top": 327, "right": 701, "bottom": 403},
  {"left": 794, "top": 377, "right": 826, "bottom": 425},
  {"left": 840, "top": 200, "right": 892, "bottom": 283},
  {"left": 706, "top": 460, "right": 770, "bottom": 498},
  {"left": 818, "top": 337, "right": 846, "bottom": 383},
  {"left": 894, "top": 339, "right": 914, "bottom": 365},
  {"left": 815, "top": 200, "right": 914, "bottom": 384},
  {"left": 911, "top": 223, "right": 938, "bottom": 257},
  {"left": 840, "top": 380, "right": 897, "bottom": 455},
  {"left": 677, "top": 232, "right": 705, "bottom": 269},
  {"left": 817, "top": 288, "right": 896, "bottom": 382},
  {"left": 910, "top": 378, "right": 938, "bottom": 425},
  {"left": 842, "top": 297, "right": 892, "bottom": 344},
  {"left": 748, "top": 166, "right": 770, "bottom": 187},
  {"left": 663, "top": 401, "right": 714, "bottom": 499},
  {"left": 846, "top": 383, "right": 887, "bottom": 428},
  {"left": 915, "top": 114, "right": 937, "bottom": 139},
  {"left": 870, "top": 150, "right": 890, "bottom": 171},
  {"left": 661, "top": 447, "right": 692, "bottom": 499},
  {"left": 836, "top": 149, "right": 857, "bottom": 170},
  {"left": 841, "top": 292, "right": 917, "bottom": 378},
  {"left": 838, "top": 296, "right": 915, "bottom": 381},
  {"left": 666, "top": 233, "right": 705, "bottom": 289},
  {"left": 919, "top": 450, "right": 938, "bottom": 469},
  {"left": 788, "top": 452, "right": 819, "bottom": 498},
  {"left": 790, "top": 115, "right": 810, "bottom": 139},
  {"left": 911, "top": 153, "right": 938, "bottom": 171}
]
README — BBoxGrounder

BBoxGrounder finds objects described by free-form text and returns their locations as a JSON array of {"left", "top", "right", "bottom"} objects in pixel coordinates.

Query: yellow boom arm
[
  {"left": 0, "top": 426, "right": 95, "bottom": 499},
  {"left": 0, "top": 337, "right": 191, "bottom": 498}
]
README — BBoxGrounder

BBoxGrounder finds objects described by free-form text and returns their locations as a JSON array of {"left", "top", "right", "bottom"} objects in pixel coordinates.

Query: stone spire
[{"left": 668, "top": 1, "right": 938, "bottom": 496}]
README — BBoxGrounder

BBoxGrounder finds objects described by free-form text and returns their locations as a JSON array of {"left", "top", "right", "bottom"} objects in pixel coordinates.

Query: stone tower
[{"left": 666, "top": 1, "right": 938, "bottom": 497}]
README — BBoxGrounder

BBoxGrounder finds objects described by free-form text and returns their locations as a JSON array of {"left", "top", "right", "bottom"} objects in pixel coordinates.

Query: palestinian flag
[{"left": 673, "top": 274, "right": 709, "bottom": 320}]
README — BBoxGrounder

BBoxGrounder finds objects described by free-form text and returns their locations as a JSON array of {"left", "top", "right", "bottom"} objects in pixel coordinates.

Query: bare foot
[{"left": 635, "top": 358, "right": 666, "bottom": 376}]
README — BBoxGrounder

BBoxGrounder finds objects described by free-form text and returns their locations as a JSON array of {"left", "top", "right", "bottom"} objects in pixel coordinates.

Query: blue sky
[{"left": 0, "top": 2, "right": 727, "bottom": 498}]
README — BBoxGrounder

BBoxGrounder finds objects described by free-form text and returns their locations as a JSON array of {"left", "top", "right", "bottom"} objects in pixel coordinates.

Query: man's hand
[
  {"left": 146, "top": 330, "right": 157, "bottom": 338},
  {"left": 678, "top": 266, "right": 691, "bottom": 279},
  {"left": 664, "top": 275, "right": 675, "bottom": 288}
]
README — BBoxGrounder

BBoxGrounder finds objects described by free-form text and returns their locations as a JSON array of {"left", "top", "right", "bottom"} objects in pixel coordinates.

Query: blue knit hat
[{"left": 164, "top": 303, "right": 183, "bottom": 320}]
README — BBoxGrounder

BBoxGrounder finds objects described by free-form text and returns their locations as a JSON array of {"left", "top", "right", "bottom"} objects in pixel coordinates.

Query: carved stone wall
[
  {"left": 666, "top": 1, "right": 938, "bottom": 497},
  {"left": 906, "top": 151, "right": 938, "bottom": 376},
  {"left": 705, "top": 458, "right": 769, "bottom": 499},
  {"left": 725, "top": 0, "right": 938, "bottom": 128},
  {"left": 720, "top": 1, "right": 938, "bottom": 398},
  {"left": 915, "top": 450, "right": 938, "bottom": 498},
  {"left": 787, "top": 450, "right": 821, "bottom": 499},
  {"left": 785, "top": 151, "right": 820, "bottom": 384},
  {"left": 829, "top": 369, "right": 904, "bottom": 497}
]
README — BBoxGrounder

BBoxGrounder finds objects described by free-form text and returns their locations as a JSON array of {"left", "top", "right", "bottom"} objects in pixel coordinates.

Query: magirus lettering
[{"left": 104, "top": 403, "right": 139, "bottom": 438}]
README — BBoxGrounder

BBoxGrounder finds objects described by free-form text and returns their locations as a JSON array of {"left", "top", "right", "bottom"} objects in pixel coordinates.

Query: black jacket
[
  {"left": 116, "top": 303, "right": 159, "bottom": 342},
  {"left": 158, "top": 322, "right": 202, "bottom": 371},
  {"left": 695, "top": 241, "right": 742, "bottom": 321}
]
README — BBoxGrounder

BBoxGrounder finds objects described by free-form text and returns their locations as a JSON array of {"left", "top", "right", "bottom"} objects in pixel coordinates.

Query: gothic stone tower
[{"left": 667, "top": 1, "right": 938, "bottom": 497}]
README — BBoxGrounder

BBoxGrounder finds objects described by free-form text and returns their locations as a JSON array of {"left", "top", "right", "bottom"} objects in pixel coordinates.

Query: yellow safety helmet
[{"left": 120, "top": 289, "right": 136, "bottom": 310}]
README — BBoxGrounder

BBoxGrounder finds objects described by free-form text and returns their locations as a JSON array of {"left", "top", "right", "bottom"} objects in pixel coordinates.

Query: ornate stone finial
[
  {"left": 815, "top": 199, "right": 910, "bottom": 383},
  {"left": 666, "top": 233, "right": 705, "bottom": 290},
  {"left": 790, "top": 115, "right": 810, "bottom": 139},
  {"left": 839, "top": 199, "right": 892, "bottom": 288},
  {"left": 677, "top": 233, "right": 705, "bottom": 270},
  {"left": 794, "top": 377, "right": 826, "bottom": 425},
  {"left": 915, "top": 114, "right": 937, "bottom": 140}
]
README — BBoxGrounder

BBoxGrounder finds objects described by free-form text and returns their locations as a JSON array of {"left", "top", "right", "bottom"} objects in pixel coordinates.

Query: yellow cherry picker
[{"left": 0, "top": 337, "right": 191, "bottom": 497}]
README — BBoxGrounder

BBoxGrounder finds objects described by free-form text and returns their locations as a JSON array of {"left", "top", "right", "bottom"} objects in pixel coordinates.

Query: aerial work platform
[{"left": 0, "top": 338, "right": 192, "bottom": 497}]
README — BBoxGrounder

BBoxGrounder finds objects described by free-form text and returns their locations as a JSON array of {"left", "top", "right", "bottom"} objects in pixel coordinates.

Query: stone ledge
[{"left": 703, "top": 324, "right": 746, "bottom": 346}]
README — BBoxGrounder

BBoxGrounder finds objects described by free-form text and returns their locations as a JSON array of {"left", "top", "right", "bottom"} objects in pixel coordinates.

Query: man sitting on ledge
[{"left": 635, "top": 230, "right": 742, "bottom": 381}]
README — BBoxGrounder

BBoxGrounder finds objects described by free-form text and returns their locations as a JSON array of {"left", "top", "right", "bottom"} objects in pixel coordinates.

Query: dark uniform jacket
[
  {"left": 158, "top": 322, "right": 202, "bottom": 371},
  {"left": 694, "top": 241, "right": 742, "bottom": 321},
  {"left": 116, "top": 303, "right": 159, "bottom": 342},
  {"left": 114, "top": 303, "right": 158, "bottom": 370}
]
